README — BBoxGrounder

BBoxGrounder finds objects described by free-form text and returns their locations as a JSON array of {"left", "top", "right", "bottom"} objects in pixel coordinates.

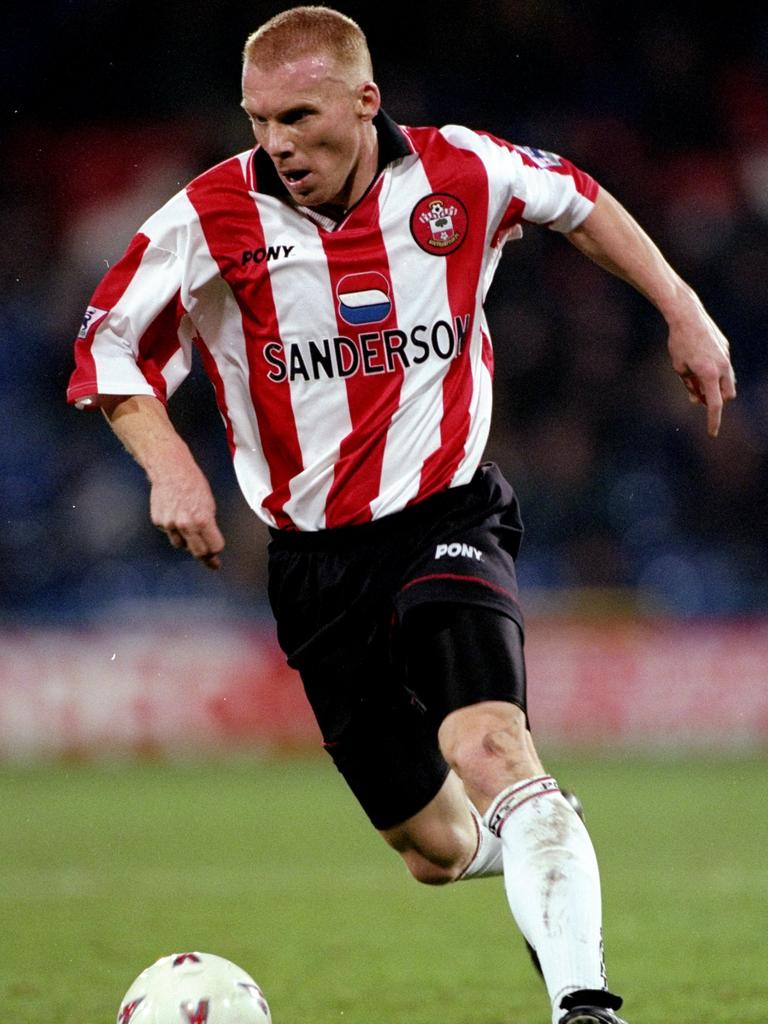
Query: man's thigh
[
  {"left": 299, "top": 646, "right": 451, "bottom": 832},
  {"left": 299, "top": 602, "right": 528, "bottom": 831},
  {"left": 400, "top": 603, "right": 528, "bottom": 727}
]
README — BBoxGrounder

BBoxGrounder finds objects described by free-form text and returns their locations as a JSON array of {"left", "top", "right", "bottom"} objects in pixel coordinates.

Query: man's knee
[
  {"left": 380, "top": 773, "right": 478, "bottom": 885},
  {"left": 399, "top": 848, "right": 464, "bottom": 886},
  {"left": 438, "top": 701, "right": 543, "bottom": 804},
  {"left": 439, "top": 700, "right": 529, "bottom": 770}
]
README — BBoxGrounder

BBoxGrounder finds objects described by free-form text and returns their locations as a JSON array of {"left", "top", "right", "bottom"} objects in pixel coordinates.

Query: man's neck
[
  {"left": 299, "top": 123, "right": 379, "bottom": 226},
  {"left": 251, "top": 109, "right": 412, "bottom": 218}
]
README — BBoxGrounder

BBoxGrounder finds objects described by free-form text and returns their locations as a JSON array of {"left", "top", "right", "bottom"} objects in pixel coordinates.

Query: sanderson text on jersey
[{"left": 263, "top": 313, "right": 471, "bottom": 383}]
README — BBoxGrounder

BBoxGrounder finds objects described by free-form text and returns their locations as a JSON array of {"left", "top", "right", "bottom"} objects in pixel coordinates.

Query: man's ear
[{"left": 357, "top": 81, "right": 381, "bottom": 121}]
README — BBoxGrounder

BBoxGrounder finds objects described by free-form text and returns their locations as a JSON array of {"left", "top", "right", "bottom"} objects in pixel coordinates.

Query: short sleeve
[{"left": 67, "top": 232, "right": 193, "bottom": 409}]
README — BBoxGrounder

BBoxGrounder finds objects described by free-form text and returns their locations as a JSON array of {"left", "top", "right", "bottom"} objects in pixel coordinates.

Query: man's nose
[{"left": 263, "top": 124, "right": 294, "bottom": 158}]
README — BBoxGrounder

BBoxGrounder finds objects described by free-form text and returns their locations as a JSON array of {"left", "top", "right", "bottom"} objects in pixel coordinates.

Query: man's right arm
[{"left": 102, "top": 395, "right": 225, "bottom": 570}]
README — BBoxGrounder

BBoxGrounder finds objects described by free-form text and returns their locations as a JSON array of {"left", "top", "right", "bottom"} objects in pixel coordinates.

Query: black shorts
[{"left": 266, "top": 462, "right": 527, "bottom": 830}]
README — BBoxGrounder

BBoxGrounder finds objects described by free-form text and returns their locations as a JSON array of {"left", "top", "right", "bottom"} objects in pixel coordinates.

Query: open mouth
[{"left": 282, "top": 169, "right": 310, "bottom": 186}]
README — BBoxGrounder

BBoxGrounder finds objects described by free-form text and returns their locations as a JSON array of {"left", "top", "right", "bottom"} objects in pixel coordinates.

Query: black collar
[
  {"left": 373, "top": 108, "right": 413, "bottom": 167},
  {"left": 251, "top": 108, "right": 412, "bottom": 200}
]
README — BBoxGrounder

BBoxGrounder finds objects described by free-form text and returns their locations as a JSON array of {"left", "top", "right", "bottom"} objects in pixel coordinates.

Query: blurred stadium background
[
  {"left": 2, "top": 4, "right": 768, "bottom": 1022},
  {"left": 3, "top": 0, "right": 768, "bottom": 756}
]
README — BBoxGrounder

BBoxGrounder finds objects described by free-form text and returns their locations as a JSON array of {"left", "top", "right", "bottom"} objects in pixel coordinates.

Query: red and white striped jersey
[{"left": 68, "top": 112, "right": 598, "bottom": 530}]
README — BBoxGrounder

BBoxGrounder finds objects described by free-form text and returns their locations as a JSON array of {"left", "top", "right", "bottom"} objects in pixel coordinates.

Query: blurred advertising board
[{"left": 1, "top": 618, "right": 767, "bottom": 758}]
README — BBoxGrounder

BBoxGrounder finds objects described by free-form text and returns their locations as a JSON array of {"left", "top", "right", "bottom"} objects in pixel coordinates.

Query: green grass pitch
[{"left": 1, "top": 753, "right": 766, "bottom": 1023}]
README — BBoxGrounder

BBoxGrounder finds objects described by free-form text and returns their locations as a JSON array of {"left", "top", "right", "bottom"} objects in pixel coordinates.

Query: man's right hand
[
  {"left": 101, "top": 394, "right": 226, "bottom": 570},
  {"left": 149, "top": 462, "right": 225, "bottom": 570}
]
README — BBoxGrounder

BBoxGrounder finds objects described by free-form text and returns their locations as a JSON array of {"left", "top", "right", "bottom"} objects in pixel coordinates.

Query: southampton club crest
[{"left": 410, "top": 193, "right": 468, "bottom": 256}]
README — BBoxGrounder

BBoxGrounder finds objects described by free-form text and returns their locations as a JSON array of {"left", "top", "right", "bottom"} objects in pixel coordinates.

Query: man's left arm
[{"left": 566, "top": 187, "right": 736, "bottom": 437}]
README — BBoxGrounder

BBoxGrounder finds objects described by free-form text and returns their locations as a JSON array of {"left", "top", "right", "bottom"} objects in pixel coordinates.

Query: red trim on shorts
[{"left": 399, "top": 572, "right": 517, "bottom": 602}]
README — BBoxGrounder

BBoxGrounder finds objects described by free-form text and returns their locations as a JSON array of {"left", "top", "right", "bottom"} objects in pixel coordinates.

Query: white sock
[
  {"left": 457, "top": 803, "right": 504, "bottom": 879},
  {"left": 484, "top": 776, "right": 607, "bottom": 1023}
]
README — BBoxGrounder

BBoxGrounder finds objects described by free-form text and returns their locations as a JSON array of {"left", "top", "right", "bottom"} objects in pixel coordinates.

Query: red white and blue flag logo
[{"left": 336, "top": 271, "right": 392, "bottom": 326}]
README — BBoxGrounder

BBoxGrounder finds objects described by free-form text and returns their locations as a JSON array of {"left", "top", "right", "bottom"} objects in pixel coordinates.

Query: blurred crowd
[{"left": 3, "top": 1, "right": 768, "bottom": 623}]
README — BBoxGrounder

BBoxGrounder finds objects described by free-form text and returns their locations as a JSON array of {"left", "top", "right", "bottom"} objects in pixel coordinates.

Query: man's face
[{"left": 242, "top": 53, "right": 380, "bottom": 210}]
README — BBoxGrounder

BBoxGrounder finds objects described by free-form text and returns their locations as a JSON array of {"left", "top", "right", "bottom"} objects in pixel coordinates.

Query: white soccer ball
[{"left": 116, "top": 951, "right": 272, "bottom": 1024}]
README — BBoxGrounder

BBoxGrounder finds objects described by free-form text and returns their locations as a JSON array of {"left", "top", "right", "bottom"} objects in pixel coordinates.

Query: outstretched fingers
[
  {"left": 161, "top": 519, "right": 225, "bottom": 570},
  {"left": 150, "top": 471, "right": 226, "bottom": 570},
  {"left": 678, "top": 357, "right": 737, "bottom": 438},
  {"left": 667, "top": 296, "right": 736, "bottom": 438}
]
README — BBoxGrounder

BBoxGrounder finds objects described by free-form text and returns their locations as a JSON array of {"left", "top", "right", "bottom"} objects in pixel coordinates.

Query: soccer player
[{"left": 68, "top": 8, "right": 736, "bottom": 1023}]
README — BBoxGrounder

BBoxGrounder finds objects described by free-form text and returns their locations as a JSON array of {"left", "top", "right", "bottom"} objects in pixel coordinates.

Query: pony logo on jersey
[
  {"left": 336, "top": 271, "right": 392, "bottom": 325},
  {"left": 78, "top": 305, "right": 109, "bottom": 339},
  {"left": 410, "top": 193, "right": 468, "bottom": 256}
]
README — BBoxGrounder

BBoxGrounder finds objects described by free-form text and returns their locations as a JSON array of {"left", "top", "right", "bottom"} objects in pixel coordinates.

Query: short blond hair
[{"left": 243, "top": 6, "right": 373, "bottom": 80}]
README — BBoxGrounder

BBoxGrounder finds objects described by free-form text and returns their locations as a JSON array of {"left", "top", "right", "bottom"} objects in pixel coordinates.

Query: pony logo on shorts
[
  {"left": 435, "top": 542, "right": 483, "bottom": 561},
  {"left": 410, "top": 193, "right": 468, "bottom": 256}
]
